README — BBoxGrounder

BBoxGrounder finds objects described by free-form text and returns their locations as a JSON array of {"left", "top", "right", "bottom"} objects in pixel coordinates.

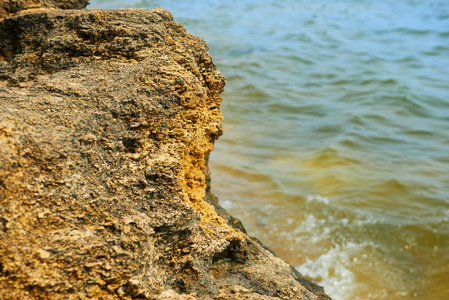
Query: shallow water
[{"left": 90, "top": 1, "right": 449, "bottom": 299}]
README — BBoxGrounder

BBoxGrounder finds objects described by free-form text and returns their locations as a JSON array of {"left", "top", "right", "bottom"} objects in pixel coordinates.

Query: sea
[{"left": 89, "top": 1, "right": 449, "bottom": 299}]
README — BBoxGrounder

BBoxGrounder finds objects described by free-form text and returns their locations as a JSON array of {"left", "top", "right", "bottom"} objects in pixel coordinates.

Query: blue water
[{"left": 89, "top": 1, "right": 449, "bottom": 299}]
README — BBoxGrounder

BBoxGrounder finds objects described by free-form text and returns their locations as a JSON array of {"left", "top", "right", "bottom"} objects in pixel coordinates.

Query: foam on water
[
  {"left": 297, "top": 243, "right": 358, "bottom": 300},
  {"left": 295, "top": 195, "right": 424, "bottom": 299},
  {"left": 306, "top": 194, "right": 330, "bottom": 205}
]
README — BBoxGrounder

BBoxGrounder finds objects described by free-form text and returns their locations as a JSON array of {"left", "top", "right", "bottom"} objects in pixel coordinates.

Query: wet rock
[{"left": 0, "top": 5, "right": 330, "bottom": 300}]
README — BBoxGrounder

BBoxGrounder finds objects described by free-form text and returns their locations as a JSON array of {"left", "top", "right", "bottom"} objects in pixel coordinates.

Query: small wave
[
  {"left": 280, "top": 32, "right": 315, "bottom": 44},
  {"left": 370, "top": 179, "right": 410, "bottom": 198},
  {"left": 359, "top": 78, "right": 399, "bottom": 86},
  {"left": 306, "top": 195, "right": 330, "bottom": 205},
  {"left": 401, "top": 129, "right": 433, "bottom": 136},
  {"left": 296, "top": 243, "right": 360, "bottom": 300},
  {"left": 227, "top": 47, "right": 266, "bottom": 55},
  {"left": 368, "top": 93, "right": 433, "bottom": 118},
  {"left": 303, "top": 147, "right": 361, "bottom": 169},
  {"left": 233, "top": 83, "right": 270, "bottom": 98},
  {"left": 295, "top": 238, "right": 422, "bottom": 300},
  {"left": 212, "top": 164, "right": 275, "bottom": 185},
  {"left": 374, "top": 27, "right": 434, "bottom": 36}
]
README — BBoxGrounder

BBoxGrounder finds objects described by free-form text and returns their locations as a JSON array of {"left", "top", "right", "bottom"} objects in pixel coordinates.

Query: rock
[
  {"left": 0, "top": 5, "right": 331, "bottom": 300},
  {"left": 0, "top": 0, "right": 89, "bottom": 19}
]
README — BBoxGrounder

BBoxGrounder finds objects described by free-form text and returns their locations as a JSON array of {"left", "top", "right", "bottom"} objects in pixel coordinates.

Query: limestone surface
[
  {"left": 0, "top": 0, "right": 89, "bottom": 19},
  {"left": 0, "top": 6, "right": 331, "bottom": 300}
]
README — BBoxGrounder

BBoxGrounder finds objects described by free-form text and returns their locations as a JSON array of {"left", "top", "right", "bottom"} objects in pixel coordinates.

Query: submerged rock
[{"left": 0, "top": 5, "right": 330, "bottom": 300}]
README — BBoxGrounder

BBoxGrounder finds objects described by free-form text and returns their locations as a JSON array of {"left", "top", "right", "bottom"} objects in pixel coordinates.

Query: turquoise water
[{"left": 90, "top": 1, "right": 449, "bottom": 299}]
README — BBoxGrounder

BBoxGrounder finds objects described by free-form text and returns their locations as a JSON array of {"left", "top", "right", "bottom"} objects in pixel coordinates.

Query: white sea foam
[
  {"left": 296, "top": 242, "right": 368, "bottom": 300},
  {"left": 306, "top": 195, "right": 330, "bottom": 205}
]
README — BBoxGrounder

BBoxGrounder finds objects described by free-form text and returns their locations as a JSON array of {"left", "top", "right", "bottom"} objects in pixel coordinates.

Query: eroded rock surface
[
  {"left": 0, "top": 0, "right": 89, "bottom": 19},
  {"left": 0, "top": 6, "right": 330, "bottom": 300}
]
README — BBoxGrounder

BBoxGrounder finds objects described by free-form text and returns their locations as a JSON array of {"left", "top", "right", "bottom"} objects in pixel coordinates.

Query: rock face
[
  {"left": 0, "top": 0, "right": 89, "bottom": 19},
  {"left": 0, "top": 5, "right": 330, "bottom": 300}
]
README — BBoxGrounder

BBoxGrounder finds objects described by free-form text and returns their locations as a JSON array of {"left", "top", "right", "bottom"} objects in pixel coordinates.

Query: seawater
[{"left": 90, "top": 1, "right": 449, "bottom": 299}]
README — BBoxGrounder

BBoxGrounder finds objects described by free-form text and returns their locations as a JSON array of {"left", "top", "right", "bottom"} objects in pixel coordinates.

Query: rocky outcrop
[
  {"left": 0, "top": 0, "right": 89, "bottom": 19},
  {"left": 0, "top": 5, "right": 330, "bottom": 300}
]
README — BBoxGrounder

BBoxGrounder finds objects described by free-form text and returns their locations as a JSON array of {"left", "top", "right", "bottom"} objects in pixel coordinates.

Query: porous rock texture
[
  {"left": 0, "top": 0, "right": 90, "bottom": 19},
  {"left": 0, "top": 5, "right": 331, "bottom": 300}
]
